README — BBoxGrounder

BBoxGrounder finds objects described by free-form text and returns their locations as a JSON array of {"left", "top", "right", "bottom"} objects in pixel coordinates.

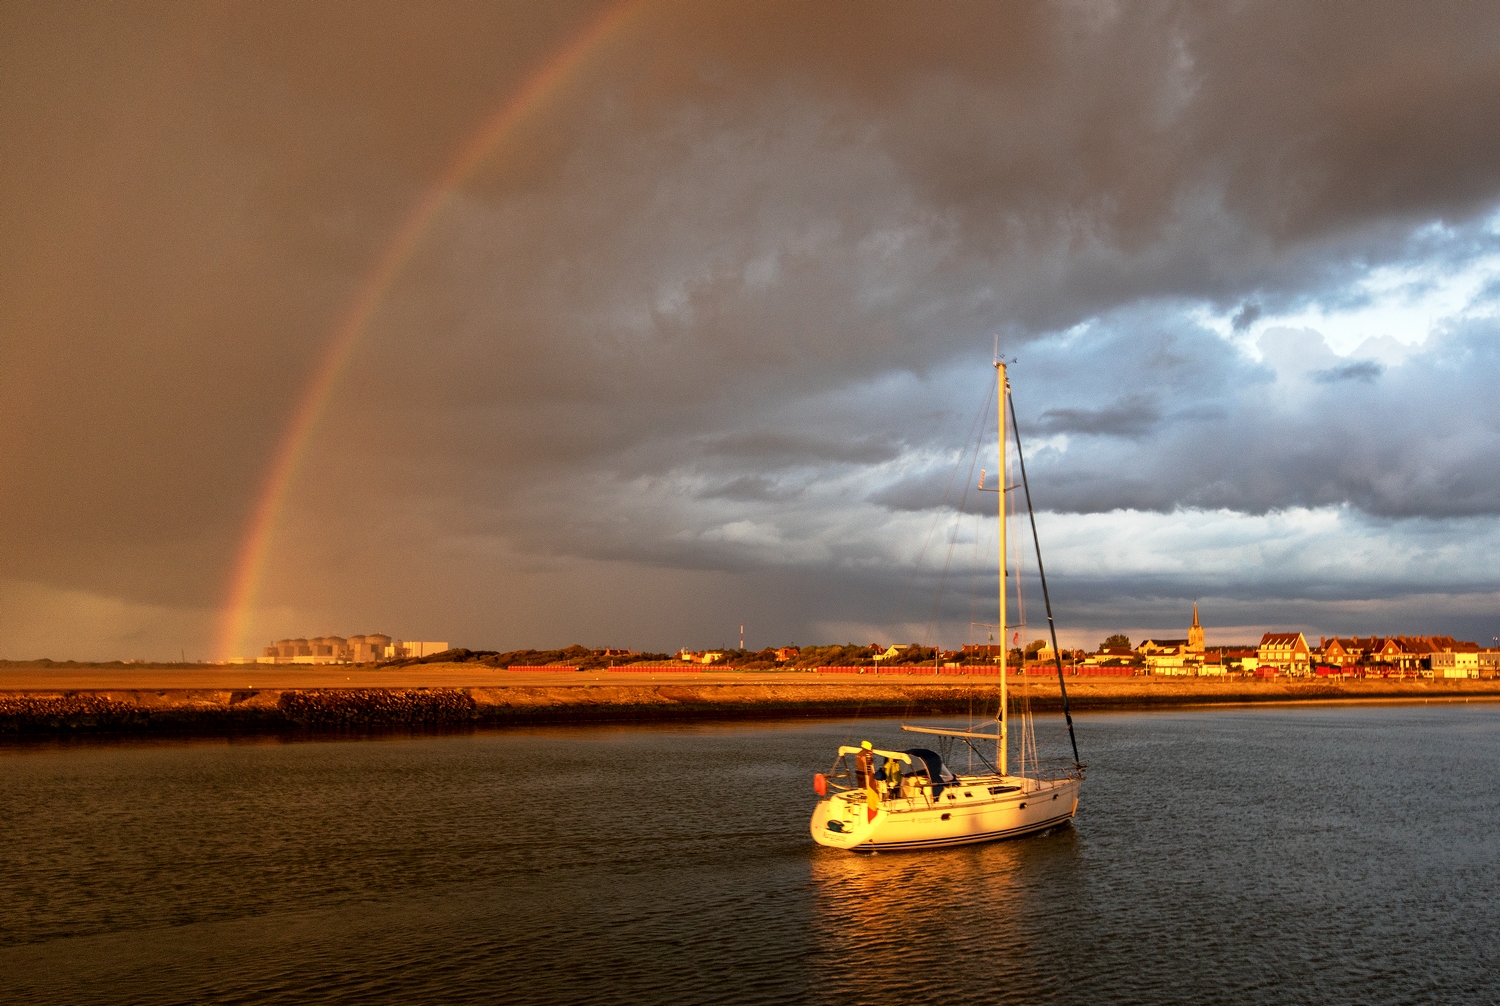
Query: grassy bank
[{"left": 2, "top": 675, "right": 1498, "bottom": 737}]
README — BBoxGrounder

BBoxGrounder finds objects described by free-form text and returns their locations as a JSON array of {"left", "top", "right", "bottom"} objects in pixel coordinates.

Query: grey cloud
[
  {"left": 867, "top": 474, "right": 989, "bottom": 517},
  {"left": 1231, "top": 302, "right": 1261, "bottom": 332},
  {"left": 1313, "top": 360, "right": 1384, "bottom": 384},
  {"left": 698, "top": 475, "right": 802, "bottom": 502},
  {"left": 696, "top": 432, "right": 902, "bottom": 467},
  {"left": 1033, "top": 395, "right": 1163, "bottom": 438},
  {"left": 1476, "top": 275, "right": 1500, "bottom": 306},
  {"left": 1019, "top": 316, "right": 1500, "bottom": 519},
  {"left": 852, "top": 308, "right": 1499, "bottom": 522}
]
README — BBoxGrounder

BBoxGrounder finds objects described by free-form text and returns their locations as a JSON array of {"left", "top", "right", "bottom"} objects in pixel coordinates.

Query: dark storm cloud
[
  {"left": 320, "top": 1, "right": 1500, "bottom": 505},
  {"left": 1231, "top": 303, "right": 1261, "bottom": 332},
  {"left": 6, "top": 0, "right": 1500, "bottom": 656}
]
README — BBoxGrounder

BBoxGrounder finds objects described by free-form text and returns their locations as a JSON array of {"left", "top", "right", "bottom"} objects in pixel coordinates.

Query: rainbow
[{"left": 214, "top": 0, "right": 651, "bottom": 661}]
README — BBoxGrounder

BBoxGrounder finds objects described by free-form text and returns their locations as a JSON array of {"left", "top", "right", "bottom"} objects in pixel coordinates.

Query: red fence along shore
[
  {"left": 507, "top": 663, "right": 1140, "bottom": 675},
  {"left": 816, "top": 666, "right": 1004, "bottom": 675}
]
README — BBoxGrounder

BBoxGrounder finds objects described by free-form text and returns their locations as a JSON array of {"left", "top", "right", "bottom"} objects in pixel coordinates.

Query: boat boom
[{"left": 900, "top": 725, "right": 1001, "bottom": 741}]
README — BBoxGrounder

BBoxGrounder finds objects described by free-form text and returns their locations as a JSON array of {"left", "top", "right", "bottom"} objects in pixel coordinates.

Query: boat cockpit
[{"left": 816, "top": 745, "right": 963, "bottom": 802}]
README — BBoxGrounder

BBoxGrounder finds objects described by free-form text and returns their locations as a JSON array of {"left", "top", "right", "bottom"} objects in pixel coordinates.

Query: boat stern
[{"left": 810, "top": 792, "right": 879, "bottom": 850}]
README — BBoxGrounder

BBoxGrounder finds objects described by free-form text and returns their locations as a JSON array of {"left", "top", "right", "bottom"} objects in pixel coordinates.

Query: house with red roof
[
  {"left": 1258, "top": 632, "right": 1311, "bottom": 674},
  {"left": 1316, "top": 637, "right": 1352, "bottom": 667}
]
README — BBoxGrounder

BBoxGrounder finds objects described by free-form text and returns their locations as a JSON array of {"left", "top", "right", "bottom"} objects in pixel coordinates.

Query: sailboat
[{"left": 809, "top": 361, "right": 1084, "bottom": 852}]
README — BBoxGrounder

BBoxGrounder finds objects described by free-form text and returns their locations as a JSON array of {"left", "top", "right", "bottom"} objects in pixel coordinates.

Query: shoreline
[{"left": 3, "top": 666, "right": 1498, "bottom": 738}]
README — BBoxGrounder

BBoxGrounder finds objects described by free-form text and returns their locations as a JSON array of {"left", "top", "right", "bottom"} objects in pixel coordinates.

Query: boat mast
[{"left": 996, "top": 360, "right": 1008, "bottom": 777}]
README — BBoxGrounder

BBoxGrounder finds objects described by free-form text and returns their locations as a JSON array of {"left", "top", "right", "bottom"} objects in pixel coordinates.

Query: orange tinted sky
[{"left": 4, "top": 2, "right": 1500, "bottom": 660}]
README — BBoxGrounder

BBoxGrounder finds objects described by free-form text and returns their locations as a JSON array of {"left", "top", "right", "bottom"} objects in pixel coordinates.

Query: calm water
[{"left": 3, "top": 705, "right": 1498, "bottom": 1004}]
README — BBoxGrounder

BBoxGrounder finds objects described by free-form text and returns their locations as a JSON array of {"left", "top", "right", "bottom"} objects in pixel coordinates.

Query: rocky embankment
[
  {"left": 0, "top": 684, "right": 981, "bottom": 735},
  {"left": 3, "top": 677, "right": 1499, "bottom": 737}
]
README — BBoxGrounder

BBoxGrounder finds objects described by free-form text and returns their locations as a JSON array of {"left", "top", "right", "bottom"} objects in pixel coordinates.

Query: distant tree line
[
  {"left": 385, "top": 637, "right": 1121, "bottom": 671},
  {"left": 386, "top": 645, "right": 672, "bottom": 670}
]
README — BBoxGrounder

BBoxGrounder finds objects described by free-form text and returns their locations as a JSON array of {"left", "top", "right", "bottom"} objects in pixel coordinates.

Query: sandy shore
[{"left": 2, "top": 662, "right": 1498, "bottom": 737}]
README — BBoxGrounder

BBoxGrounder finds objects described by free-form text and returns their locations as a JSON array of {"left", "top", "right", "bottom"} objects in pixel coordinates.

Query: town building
[
  {"left": 1216, "top": 647, "right": 1259, "bottom": 673},
  {"left": 1188, "top": 602, "right": 1205, "bottom": 654},
  {"left": 1299, "top": 635, "right": 1485, "bottom": 676},
  {"left": 1316, "top": 637, "right": 1351, "bottom": 666},
  {"left": 1365, "top": 637, "right": 1407, "bottom": 671},
  {"left": 1344, "top": 637, "right": 1389, "bottom": 665},
  {"left": 1429, "top": 649, "right": 1479, "bottom": 678},
  {"left": 1154, "top": 654, "right": 1192, "bottom": 674},
  {"left": 1139, "top": 638, "right": 1189, "bottom": 673},
  {"left": 1140, "top": 604, "right": 1209, "bottom": 674},
  {"left": 1258, "top": 632, "right": 1311, "bottom": 674},
  {"left": 1081, "top": 646, "right": 1135, "bottom": 670},
  {"left": 1394, "top": 636, "right": 1480, "bottom": 677},
  {"left": 1398, "top": 636, "right": 1444, "bottom": 674},
  {"left": 1023, "top": 639, "right": 1056, "bottom": 664}
]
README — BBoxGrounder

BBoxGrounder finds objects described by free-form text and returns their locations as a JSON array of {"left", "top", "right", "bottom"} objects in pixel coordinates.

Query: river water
[{"left": 3, "top": 704, "right": 1498, "bottom": 1004}]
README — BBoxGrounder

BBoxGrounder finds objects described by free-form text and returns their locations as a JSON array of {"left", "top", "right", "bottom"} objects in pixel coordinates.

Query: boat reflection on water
[{"left": 808, "top": 829, "right": 1082, "bottom": 999}]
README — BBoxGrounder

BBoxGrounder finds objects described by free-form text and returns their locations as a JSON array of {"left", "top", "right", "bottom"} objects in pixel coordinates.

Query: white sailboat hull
[{"left": 810, "top": 775, "right": 1081, "bottom": 852}]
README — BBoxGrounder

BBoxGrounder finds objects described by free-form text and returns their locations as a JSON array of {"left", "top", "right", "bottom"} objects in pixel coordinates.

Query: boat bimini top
[
  {"left": 901, "top": 748, "right": 957, "bottom": 785},
  {"left": 833, "top": 745, "right": 959, "bottom": 797},
  {"left": 835, "top": 746, "right": 911, "bottom": 762}
]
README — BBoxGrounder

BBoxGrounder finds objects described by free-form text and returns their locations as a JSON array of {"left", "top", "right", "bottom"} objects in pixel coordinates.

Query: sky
[{"left": 3, "top": 1, "right": 1500, "bottom": 660}]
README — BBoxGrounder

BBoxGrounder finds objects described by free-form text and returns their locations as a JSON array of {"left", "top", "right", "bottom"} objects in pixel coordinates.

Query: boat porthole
[
  {"left": 1019, "top": 802, "right": 1027, "bottom": 809},
  {"left": 941, "top": 813, "right": 951, "bottom": 821},
  {"left": 1053, "top": 794, "right": 1058, "bottom": 800}
]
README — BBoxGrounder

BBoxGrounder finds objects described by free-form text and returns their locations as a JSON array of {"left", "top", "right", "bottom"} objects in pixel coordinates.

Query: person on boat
[
  {"left": 883, "top": 755, "right": 902, "bottom": 799},
  {"left": 855, "top": 740, "right": 875, "bottom": 789},
  {"left": 856, "top": 741, "right": 881, "bottom": 819}
]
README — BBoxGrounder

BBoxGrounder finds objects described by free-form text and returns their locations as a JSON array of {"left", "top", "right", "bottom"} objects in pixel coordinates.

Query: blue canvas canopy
[{"left": 903, "top": 747, "right": 956, "bottom": 796}]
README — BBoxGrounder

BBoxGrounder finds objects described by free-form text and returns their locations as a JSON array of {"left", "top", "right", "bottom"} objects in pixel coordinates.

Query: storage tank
[{"left": 366, "top": 633, "right": 392, "bottom": 660}]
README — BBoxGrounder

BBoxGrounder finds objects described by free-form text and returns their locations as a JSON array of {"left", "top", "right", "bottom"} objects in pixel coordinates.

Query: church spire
[
  {"left": 1192, "top": 601, "right": 1200, "bottom": 628},
  {"left": 1188, "top": 601, "right": 1205, "bottom": 653}
]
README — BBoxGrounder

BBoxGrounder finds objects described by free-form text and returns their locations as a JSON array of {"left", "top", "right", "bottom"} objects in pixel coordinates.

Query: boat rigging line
[{"left": 1007, "top": 389, "right": 1081, "bottom": 769}]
